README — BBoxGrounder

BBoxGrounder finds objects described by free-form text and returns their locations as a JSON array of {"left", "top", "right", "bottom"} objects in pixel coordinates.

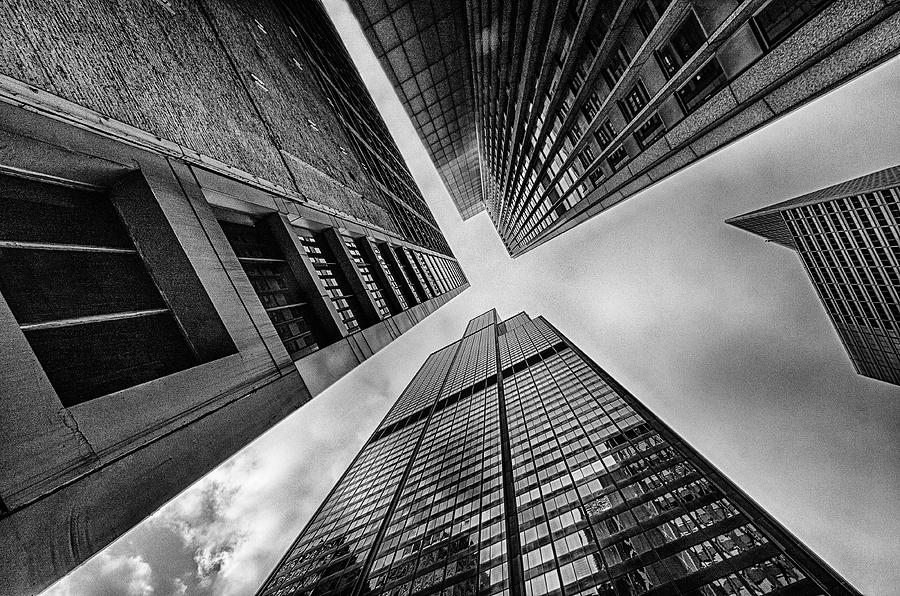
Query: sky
[{"left": 42, "top": 3, "right": 900, "bottom": 596}]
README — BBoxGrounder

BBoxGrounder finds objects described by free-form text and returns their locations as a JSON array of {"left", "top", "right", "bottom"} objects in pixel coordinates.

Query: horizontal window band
[
  {"left": 0, "top": 240, "right": 136, "bottom": 254},
  {"left": 279, "top": 329, "right": 314, "bottom": 344},
  {"left": 237, "top": 256, "right": 287, "bottom": 264},
  {"left": 20, "top": 308, "right": 170, "bottom": 331},
  {"left": 265, "top": 302, "right": 308, "bottom": 313}
]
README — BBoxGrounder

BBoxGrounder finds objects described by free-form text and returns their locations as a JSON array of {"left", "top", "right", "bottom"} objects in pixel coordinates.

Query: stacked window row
[
  {"left": 500, "top": 0, "right": 834, "bottom": 251},
  {"left": 221, "top": 221, "right": 320, "bottom": 359},
  {"left": 441, "top": 326, "right": 498, "bottom": 398},
  {"left": 498, "top": 318, "right": 557, "bottom": 370},
  {"left": 222, "top": 218, "right": 463, "bottom": 361},
  {"left": 367, "top": 386, "right": 508, "bottom": 596},
  {"left": 299, "top": 231, "right": 367, "bottom": 334},
  {"left": 0, "top": 174, "right": 221, "bottom": 406},
  {"left": 379, "top": 341, "right": 461, "bottom": 429},
  {"left": 261, "top": 421, "right": 426, "bottom": 596},
  {"left": 784, "top": 189, "right": 900, "bottom": 383},
  {"left": 373, "top": 243, "right": 410, "bottom": 311},
  {"left": 504, "top": 341, "right": 813, "bottom": 595},
  {"left": 343, "top": 233, "right": 395, "bottom": 319}
]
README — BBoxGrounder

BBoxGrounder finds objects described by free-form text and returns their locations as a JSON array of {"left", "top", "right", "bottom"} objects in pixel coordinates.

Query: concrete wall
[
  {"left": 0, "top": 84, "right": 467, "bottom": 596},
  {"left": 0, "top": 0, "right": 395, "bottom": 232},
  {"left": 522, "top": 0, "right": 900, "bottom": 254}
]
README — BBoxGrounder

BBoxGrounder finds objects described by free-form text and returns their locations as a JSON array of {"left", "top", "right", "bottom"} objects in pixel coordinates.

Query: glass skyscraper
[
  {"left": 257, "top": 311, "right": 858, "bottom": 596},
  {"left": 345, "top": 0, "right": 900, "bottom": 256},
  {"left": 728, "top": 164, "right": 900, "bottom": 386}
]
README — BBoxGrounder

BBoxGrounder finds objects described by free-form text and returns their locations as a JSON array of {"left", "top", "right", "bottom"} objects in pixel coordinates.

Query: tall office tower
[
  {"left": 257, "top": 310, "right": 859, "bottom": 596},
  {"left": 728, "top": 164, "right": 900, "bottom": 386},
  {"left": 0, "top": 1, "right": 467, "bottom": 593},
  {"left": 346, "top": 0, "right": 900, "bottom": 256}
]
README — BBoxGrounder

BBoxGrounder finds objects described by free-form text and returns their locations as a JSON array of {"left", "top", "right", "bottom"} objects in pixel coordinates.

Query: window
[
  {"left": 220, "top": 220, "right": 318, "bottom": 359},
  {"left": 753, "top": 0, "right": 830, "bottom": 48},
  {"left": 594, "top": 119, "right": 616, "bottom": 149},
  {"left": 577, "top": 146, "right": 596, "bottom": 170},
  {"left": 377, "top": 243, "right": 417, "bottom": 307},
  {"left": 342, "top": 233, "right": 393, "bottom": 318},
  {"left": 655, "top": 12, "right": 706, "bottom": 78},
  {"left": 299, "top": 231, "right": 368, "bottom": 333},
  {"left": 602, "top": 45, "right": 630, "bottom": 88},
  {"left": 676, "top": 57, "right": 727, "bottom": 113},
  {"left": 619, "top": 80, "right": 651, "bottom": 121},
  {"left": 634, "top": 113, "right": 665, "bottom": 148},
  {"left": 607, "top": 146, "right": 630, "bottom": 172},
  {"left": 634, "top": 0, "right": 673, "bottom": 36},
  {"left": 582, "top": 91, "right": 604, "bottom": 122},
  {"left": 0, "top": 173, "right": 229, "bottom": 406}
]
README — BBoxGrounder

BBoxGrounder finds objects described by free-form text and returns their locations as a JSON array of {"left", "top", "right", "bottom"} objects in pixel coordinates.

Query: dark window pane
[
  {"left": 603, "top": 45, "right": 630, "bottom": 88},
  {"left": 635, "top": 0, "right": 673, "bottom": 35},
  {"left": 607, "top": 146, "right": 630, "bottom": 172},
  {"left": 0, "top": 249, "right": 164, "bottom": 324},
  {"left": 26, "top": 312, "right": 197, "bottom": 407},
  {"left": 677, "top": 58, "right": 727, "bottom": 113},
  {"left": 595, "top": 119, "right": 617, "bottom": 149},
  {"left": 755, "top": 0, "right": 830, "bottom": 47},
  {"left": 620, "top": 81, "right": 650, "bottom": 121},
  {"left": 634, "top": 113, "right": 665, "bottom": 149},
  {"left": 0, "top": 174, "right": 131, "bottom": 248},
  {"left": 0, "top": 174, "right": 212, "bottom": 404},
  {"left": 220, "top": 221, "right": 318, "bottom": 358},
  {"left": 656, "top": 13, "right": 706, "bottom": 78}
]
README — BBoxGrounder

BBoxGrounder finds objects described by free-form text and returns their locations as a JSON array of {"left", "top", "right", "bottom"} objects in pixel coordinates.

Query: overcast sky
[{"left": 43, "top": 3, "right": 900, "bottom": 596}]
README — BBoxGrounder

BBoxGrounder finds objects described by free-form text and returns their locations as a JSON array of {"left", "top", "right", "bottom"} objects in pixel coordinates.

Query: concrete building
[
  {"left": 728, "top": 165, "right": 900, "bottom": 386},
  {"left": 346, "top": 0, "right": 900, "bottom": 256},
  {"left": 0, "top": 1, "right": 467, "bottom": 594},
  {"left": 256, "top": 310, "right": 859, "bottom": 596}
]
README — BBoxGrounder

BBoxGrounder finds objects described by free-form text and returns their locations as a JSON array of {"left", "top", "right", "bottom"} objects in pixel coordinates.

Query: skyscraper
[
  {"left": 0, "top": 1, "right": 465, "bottom": 593},
  {"left": 346, "top": 0, "right": 900, "bottom": 256},
  {"left": 257, "top": 310, "right": 859, "bottom": 596},
  {"left": 728, "top": 164, "right": 900, "bottom": 386}
]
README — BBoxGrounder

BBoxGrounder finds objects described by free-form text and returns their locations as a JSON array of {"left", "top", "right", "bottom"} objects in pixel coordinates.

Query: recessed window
[
  {"left": 634, "top": 0, "right": 673, "bottom": 36},
  {"left": 342, "top": 234, "right": 395, "bottom": 317},
  {"left": 299, "top": 231, "right": 368, "bottom": 333},
  {"left": 619, "top": 80, "right": 651, "bottom": 122},
  {"left": 607, "top": 146, "right": 630, "bottom": 172},
  {"left": 220, "top": 220, "right": 318, "bottom": 359},
  {"left": 634, "top": 113, "right": 665, "bottom": 149},
  {"left": 676, "top": 57, "right": 727, "bottom": 113},
  {"left": 594, "top": 119, "right": 616, "bottom": 149},
  {"left": 375, "top": 243, "right": 411, "bottom": 310},
  {"left": 0, "top": 174, "right": 225, "bottom": 406},
  {"left": 655, "top": 13, "right": 706, "bottom": 78},
  {"left": 753, "top": 0, "right": 830, "bottom": 48},
  {"left": 602, "top": 45, "right": 630, "bottom": 88}
]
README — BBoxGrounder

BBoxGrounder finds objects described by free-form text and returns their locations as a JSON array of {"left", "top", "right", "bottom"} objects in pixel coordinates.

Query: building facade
[
  {"left": 728, "top": 164, "right": 900, "bottom": 386},
  {"left": 346, "top": 0, "right": 900, "bottom": 256},
  {"left": 257, "top": 310, "right": 859, "bottom": 596},
  {"left": 0, "top": 1, "right": 467, "bottom": 594}
]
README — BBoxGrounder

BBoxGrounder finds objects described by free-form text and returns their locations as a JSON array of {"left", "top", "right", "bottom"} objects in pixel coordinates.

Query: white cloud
[{"left": 44, "top": 552, "right": 154, "bottom": 596}]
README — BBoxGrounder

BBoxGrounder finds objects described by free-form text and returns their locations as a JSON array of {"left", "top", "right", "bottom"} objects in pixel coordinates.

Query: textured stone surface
[
  {"left": 665, "top": 86, "right": 738, "bottom": 148},
  {"left": 0, "top": 0, "right": 399, "bottom": 235},
  {"left": 766, "top": 10, "right": 900, "bottom": 113},
  {"left": 618, "top": 173, "right": 653, "bottom": 200},
  {"left": 646, "top": 146, "right": 698, "bottom": 182},
  {"left": 689, "top": 99, "right": 775, "bottom": 158},
  {"left": 730, "top": 0, "right": 885, "bottom": 102},
  {"left": 626, "top": 135, "right": 672, "bottom": 175}
]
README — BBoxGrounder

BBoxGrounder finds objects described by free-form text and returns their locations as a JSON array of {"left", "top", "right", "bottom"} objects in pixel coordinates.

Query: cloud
[{"left": 44, "top": 552, "right": 154, "bottom": 596}]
